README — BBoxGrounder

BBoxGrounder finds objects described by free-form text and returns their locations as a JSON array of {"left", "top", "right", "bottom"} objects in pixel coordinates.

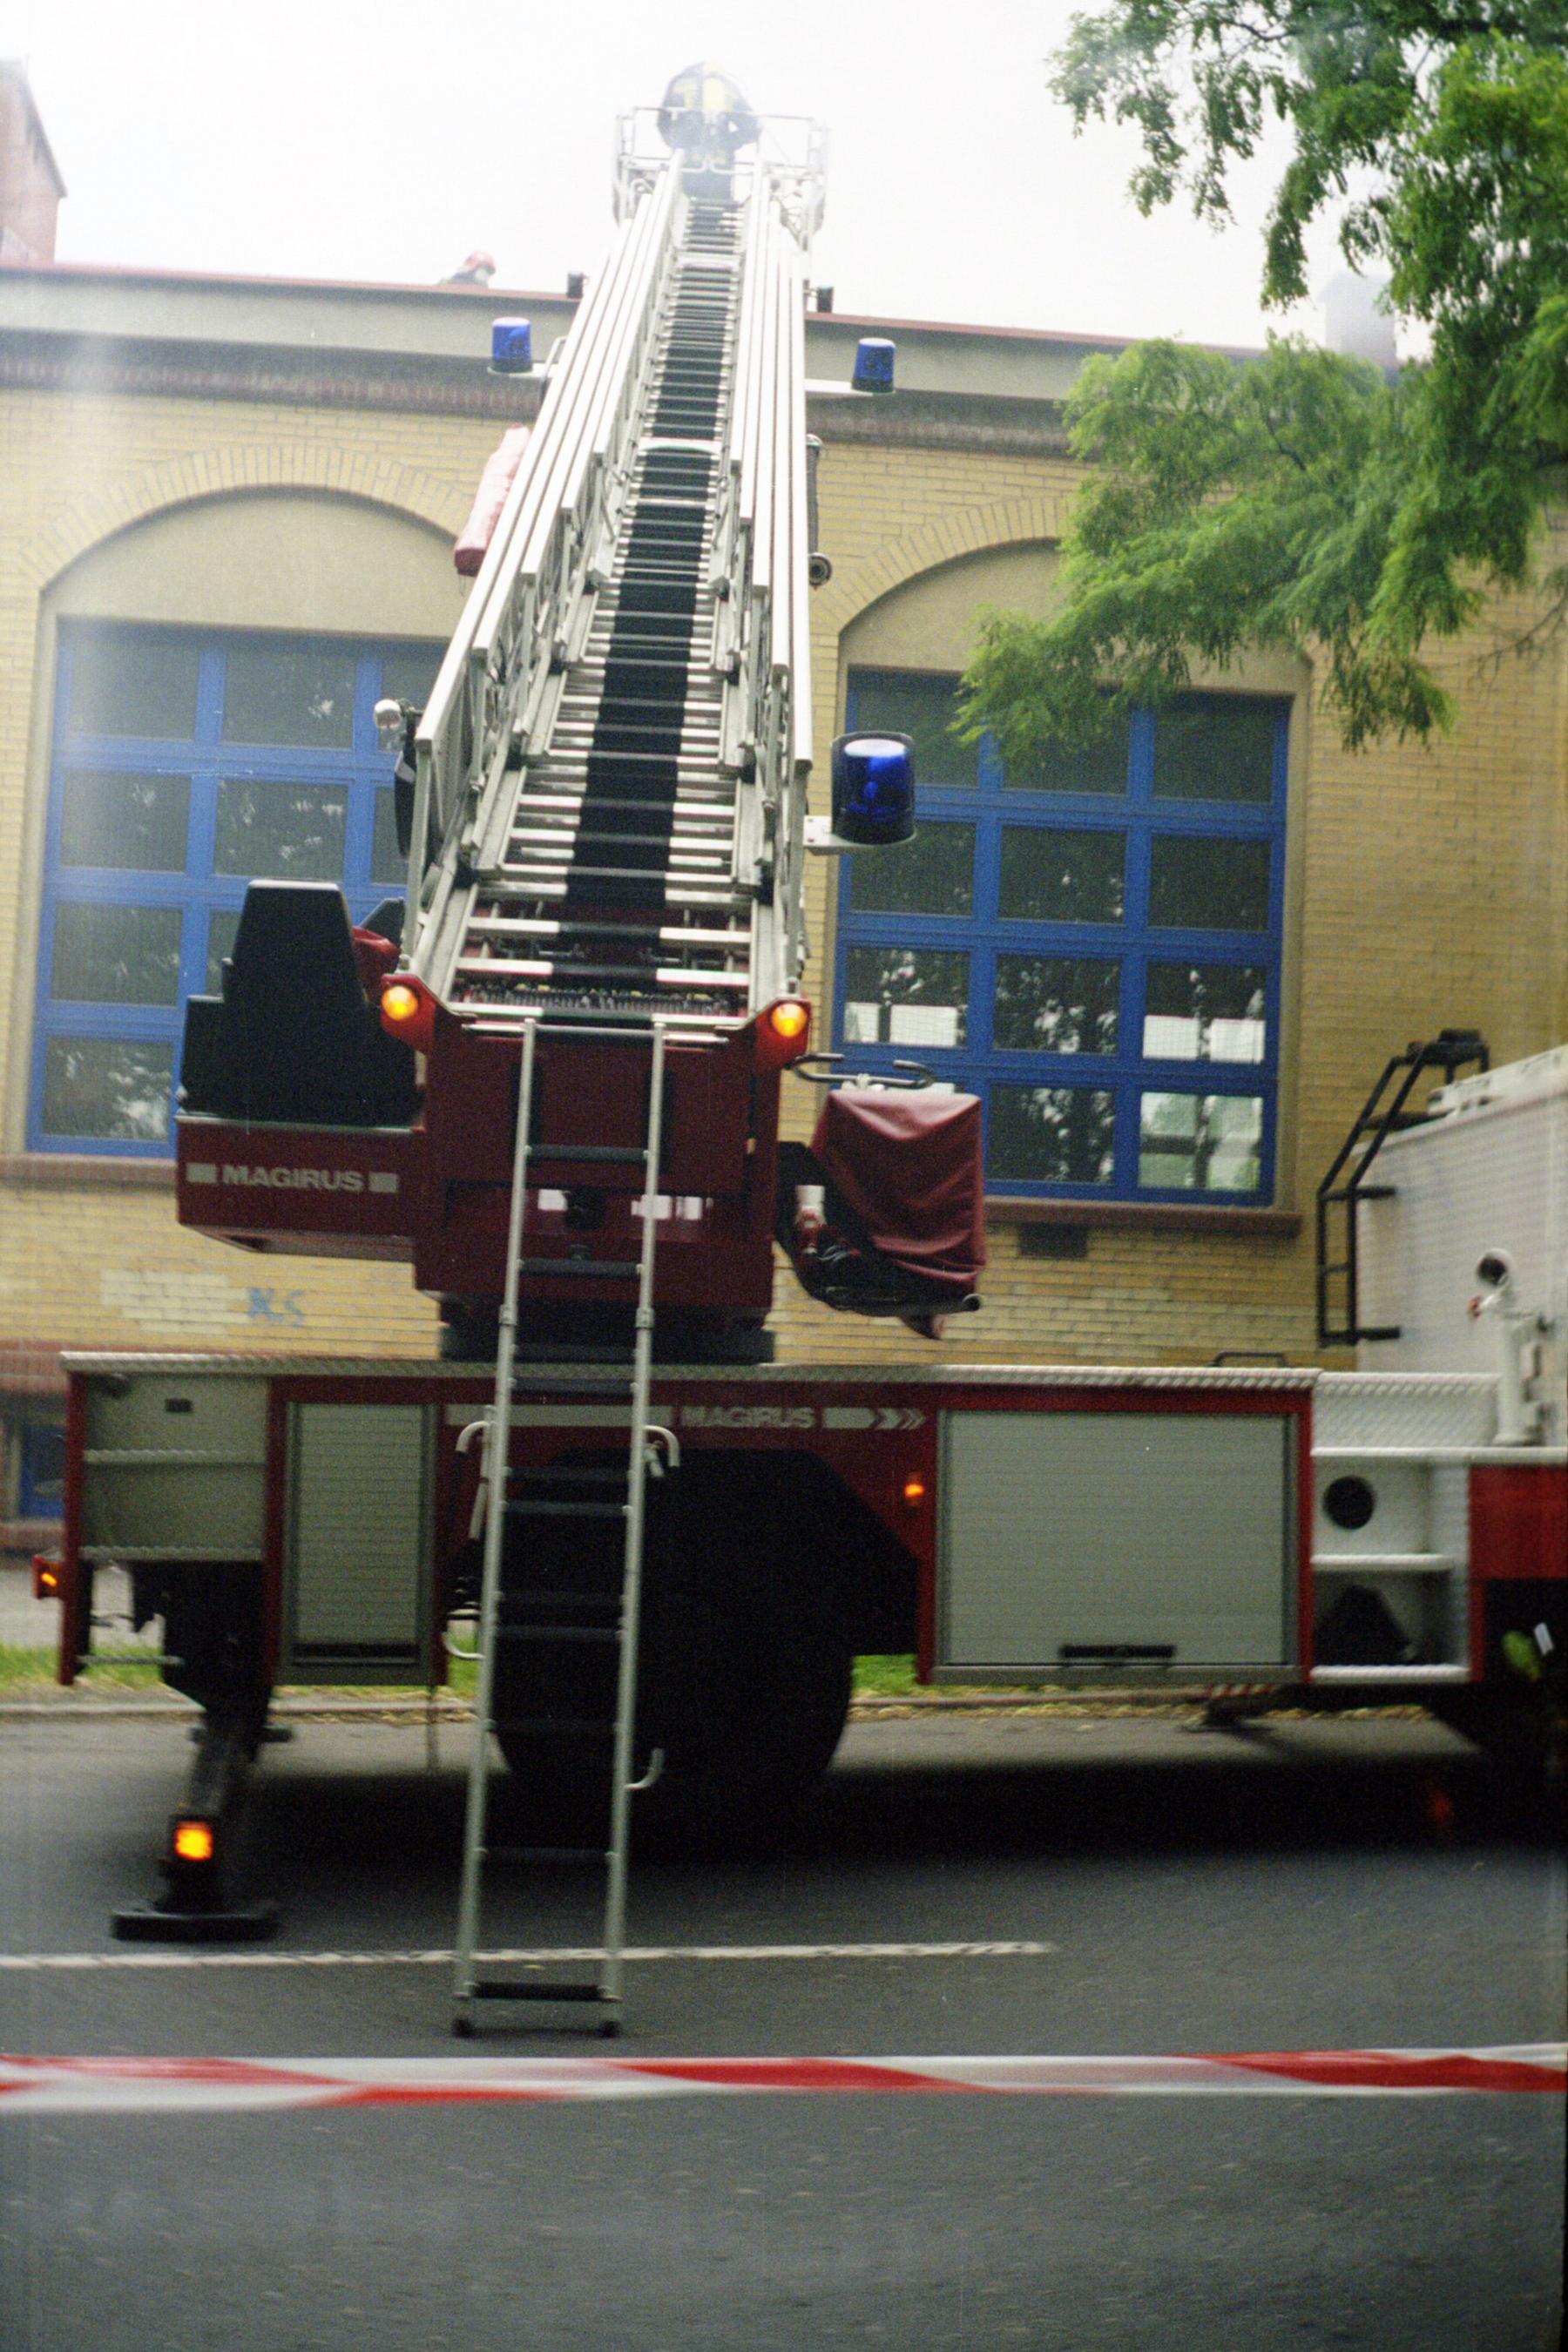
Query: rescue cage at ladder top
[{"left": 174, "top": 80, "right": 984, "bottom": 1360}]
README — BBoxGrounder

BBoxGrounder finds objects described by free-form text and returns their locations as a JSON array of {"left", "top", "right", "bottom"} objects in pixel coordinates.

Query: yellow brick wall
[{"left": 2, "top": 389, "right": 1563, "bottom": 1378}]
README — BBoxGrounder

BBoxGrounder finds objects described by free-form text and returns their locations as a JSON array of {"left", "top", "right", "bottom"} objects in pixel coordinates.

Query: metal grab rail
[{"left": 409, "top": 165, "right": 679, "bottom": 971}]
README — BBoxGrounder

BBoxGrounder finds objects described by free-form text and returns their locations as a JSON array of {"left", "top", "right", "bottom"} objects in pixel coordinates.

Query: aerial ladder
[{"left": 164, "top": 78, "right": 980, "bottom": 2011}]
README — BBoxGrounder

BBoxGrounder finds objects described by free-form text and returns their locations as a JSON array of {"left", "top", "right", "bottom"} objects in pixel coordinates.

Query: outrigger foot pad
[{"left": 112, "top": 1900, "right": 280, "bottom": 1944}]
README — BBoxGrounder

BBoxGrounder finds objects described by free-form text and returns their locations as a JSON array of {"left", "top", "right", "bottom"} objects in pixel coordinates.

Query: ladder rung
[
  {"left": 492, "top": 1620, "right": 621, "bottom": 1639},
  {"left": 491, "top": 1717, "right": 617, "bottom": 1739},
  {"left": 517, "top": 1142, "right": 649, "bottom": 1164},
  {"left": 457, "top": 958, "right": 748, "bottom": 992},
  {"left": 517, "top": 1257, "right": 641, "bottom": 1279},
  {"left": 470, "top": 1981, "right": 612, "bottom": 2003},
  {"left": 466, "top": 916, "right": 750, "bottom": 948},
  {"left": 484, "top": 1848, "right": 607, "bottom": 1865},
  {"left": 505, "top": 1590, "right": 620, "bottom": 1608},
  {"left": 504, "top": 1498, "right": 625, "bottom": 1520}
]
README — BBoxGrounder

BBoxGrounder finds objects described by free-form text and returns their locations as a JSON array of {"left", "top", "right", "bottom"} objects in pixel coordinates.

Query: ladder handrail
[
  {"left": 410, "top": 166, "right": 679, "bottom": 980},
  {"left": 410, "top": 195, "right": 652, "bottom": 889},
  {"left": 602, "top": 1019, "right": 667, "bottom": 2004},
  {"left": 452, "top": 1017, "right": 540, "bottom": 2015}
]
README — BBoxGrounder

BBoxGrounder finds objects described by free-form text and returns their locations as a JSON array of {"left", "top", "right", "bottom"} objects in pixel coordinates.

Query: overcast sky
[{"left": 3, "top": 0, "right": 1338, "bottom": 350}]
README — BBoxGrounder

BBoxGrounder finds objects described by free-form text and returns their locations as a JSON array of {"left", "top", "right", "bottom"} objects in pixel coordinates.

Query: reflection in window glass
[
  {"left": 67, "top": 632, "right": 199, "bottom": 740},
  {"left": 989, "top": 1085, "right": 1115, "bottom": 1185},
  {"left": 1149, "top": 835, "right": 1269, "bottom": 931},
  {"left": 1003, "top": 713, "right": 1130, "bottom": 795},
  {"left": 42, "top": 1037, "right": 174, "bottom": 1142},
  {"left": 371, "top": 790, "right": 405, "bottom": 889},
  {"left": 999, "top": 828, "right": 1125, "bottom": 923},
  {"left": 58, "top": 772, "right": 191, "bottom": 871},
  {"left": 1153, "top": 695, "right": 1279, "bottom": 803},
  {"left": 380, "top": 646, "right": 444, "bottom": 712},
  {"left": 1144, "top": 963, "right": 1267, "bottom": 1061},
  {"left": 843, "top": 946, "right": 969, "bottom": 1048},
  {"left": 215, "top": 780, "right": 348, "bottom": 880},
  {"left": 51, "top": 903, "right": 183, "bottom": 1005},
  {"left": 1139, "top": 1092, "right": 1263, "bottom": 1192},
  {"left": 995, "top": 956, "right": 1119, "bottom": 1053},
  {"left": 847, "top": 824, "right": 974, "bottom": 916},
  {"left": 853, "top": 672, "right": 974, "bottom": 787},
  {"left": 206, "top": 907, "right": 242, "bottom": 994},
  {"left": 20, "top": 1423, "right": 66, "bottom": 1518},
  {"left": 221, "top": 641, "right": 356, "bottom": 747}
]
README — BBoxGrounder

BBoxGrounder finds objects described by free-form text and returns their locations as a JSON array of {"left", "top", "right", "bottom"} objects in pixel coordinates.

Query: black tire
[{"left": 494, "top": 1454, "right": 856, "bottom": 1844}]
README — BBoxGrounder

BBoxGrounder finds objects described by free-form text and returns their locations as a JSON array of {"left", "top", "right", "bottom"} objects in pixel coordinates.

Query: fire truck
[{"left": 43, "top": 80, "right": 1565, "bottom": 2023}]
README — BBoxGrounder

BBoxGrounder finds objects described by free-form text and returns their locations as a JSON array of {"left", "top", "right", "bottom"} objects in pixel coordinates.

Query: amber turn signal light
[
  {"left": 902, "top": 1477, "right": 927, "bottom": 1507},
  {"left": 755, "top": 997, "right": 812, "bottom": 1070},
  {"left": 170, "top": 1817, "right": 217, "bottom": 1866},
  {"left": 380, "top": 974, "right": 438, "bottom": 1054},
  {"left": 31, "top": 1554, "right": 63, "bottom": 1599}
]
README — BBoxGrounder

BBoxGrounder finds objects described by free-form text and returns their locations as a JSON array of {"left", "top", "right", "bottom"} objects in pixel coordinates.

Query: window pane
[
  {"left": 21, "top": 1424, "right": 67, "bottom": 1517},
  {"left": 999, "top": 828, "right": 1125, "bottom": 923},
  {"left": 989, "top": 1085, "right": 1115, "bottom": 1185},
  {"left": 380, "top": 645, "right": 444, "bottom": 711},
  {"left": 994, "top": 955, "right": 1119, "bottom": 1053},
  {"left": 206, "top": 907, "right": 242, "bottom": 994},
  {"left": 371, "top": 789, "right": 405, "bottom": 887},
  {"left": 1144, "top": 963, "right": 1267, "bottom": 1062},
  {"left": 67, "top": 631, "right": 199, "bottom": 740},
  {"left": 58, "top": 771, "right": 191, "bottom": 871},
  {"left": 215, "top": 779, "right": 348, "bottom": 880},
  {"left": 1149, "top": 836, "right": 1269, "bottom": 931},
  {"left": 221, "top": 642, "right": 356, "bottom": 747},
  {"left": 51, "top": 903, "right": 183, "bottom": 1006},
  {"left": 1153, "top": 695, "right": 1279, "bottom": 803},
  {"left": 843, "top": 946, "right": 969, "bottom": 1048},
  {"left": 1003, "top": 714, "right": 1130, "bottom": 795},
  {"left": 42, "top": 1037, "right": 173, "bottom": 1143},
  {"left": 846, "top": 823, "right": 974, "bottom": 916},
  {"left": 1139, "top": 1092, "right": 1263, "bottom": 1193},
  {"left": 852, "top": 672, "right": 974, "bottom": 787}
]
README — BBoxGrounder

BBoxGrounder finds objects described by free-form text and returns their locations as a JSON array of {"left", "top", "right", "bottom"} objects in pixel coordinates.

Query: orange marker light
[
  {"left": 755, "top": 997, "right": 813, "bottom": 1070},
  {"left": 902, "top": 1477, "right": 928, "bottom": 1507},
  {"left": 31, "top": 1554, "right": 62, "bottom": 1598},
  {"left": 171, "top": 1818, "right": 217, "bottom": 1865},
  {"left": 379, "top": 974, "right": 437, "bottom": 1053}
]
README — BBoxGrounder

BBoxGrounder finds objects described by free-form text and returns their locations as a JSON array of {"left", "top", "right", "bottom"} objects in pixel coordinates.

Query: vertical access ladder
[
  {"left": 1315, "top": 1029, "right": 1488, "bottom": 1345},
  {"left": 452, "top": 1017, "right": 670, "bottom": 2035}
]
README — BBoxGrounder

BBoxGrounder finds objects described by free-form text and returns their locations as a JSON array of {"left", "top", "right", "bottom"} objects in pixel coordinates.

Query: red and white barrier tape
[{"left": 0, "top": 2047, "right": 1561, "bottom": 2114}]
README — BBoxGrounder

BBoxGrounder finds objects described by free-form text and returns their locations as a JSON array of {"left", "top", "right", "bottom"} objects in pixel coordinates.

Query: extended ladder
[
  {"left": 408, "top": 116, "right": 819, "bottom": 1037},
  {"left": 452, "top": 1016, "right": 669, "bottom": 2035}
]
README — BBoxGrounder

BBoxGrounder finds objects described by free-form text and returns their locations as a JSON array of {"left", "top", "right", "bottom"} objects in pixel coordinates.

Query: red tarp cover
[
  {"left": 453, "top": 426, "right": 531, "bottom": 577},
  {"left": 811, "top": 1089, "right": 985, "bottom": 1294}
]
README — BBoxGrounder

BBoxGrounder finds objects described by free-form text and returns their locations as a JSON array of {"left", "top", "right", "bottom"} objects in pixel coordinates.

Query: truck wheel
[
  {"left": 490, "top": 1614, "right": 852, "bottom": 1847},
  {"left": 639, "top": 1573, "right": 854, "bottom": 1840}
]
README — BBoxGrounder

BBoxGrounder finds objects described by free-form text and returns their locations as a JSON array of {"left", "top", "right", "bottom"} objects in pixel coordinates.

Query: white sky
[{"left": 3, "top": 0, "right": 1337, "bottom": 349}]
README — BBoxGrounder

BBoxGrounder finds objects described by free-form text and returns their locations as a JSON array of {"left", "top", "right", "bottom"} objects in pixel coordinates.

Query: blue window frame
[
  {"left": 18, "top": 1422, "right": 66, "bottom": 1520},
  {"left": 834, "top": 670, "right": 1289, "bottom": 1202},
  {"left": 30, "top": 625, "right": 443, "bottom": 1155}
]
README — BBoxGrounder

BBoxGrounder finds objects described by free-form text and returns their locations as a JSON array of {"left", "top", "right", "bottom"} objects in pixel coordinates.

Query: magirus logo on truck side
[
  {"left": 680, "top": 1404, "right": 816, "bottom": 1429},
  {"left": 221, "top": 1166, "right": 362, "bottom": 1191}
]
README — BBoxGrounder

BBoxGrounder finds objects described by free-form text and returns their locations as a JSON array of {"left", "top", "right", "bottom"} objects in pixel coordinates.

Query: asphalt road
[{"left": 2, "top": 1709, "right": 1564, "bottom": 2352}]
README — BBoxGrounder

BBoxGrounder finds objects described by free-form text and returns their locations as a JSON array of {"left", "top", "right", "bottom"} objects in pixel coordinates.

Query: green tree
[{"left": 962, "top": 5, "right": 1568, "bottom": 754}]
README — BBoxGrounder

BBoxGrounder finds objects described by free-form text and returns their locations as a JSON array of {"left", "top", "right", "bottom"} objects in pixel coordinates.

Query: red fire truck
[{"left": 43, "top": 84, "right": 1565, "bottom": 2017}]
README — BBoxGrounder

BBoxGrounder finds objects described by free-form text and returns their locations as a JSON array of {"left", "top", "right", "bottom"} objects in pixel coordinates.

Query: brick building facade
[{"left": 3, "top": 144, "right": 1565, "bottom": 1553}]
